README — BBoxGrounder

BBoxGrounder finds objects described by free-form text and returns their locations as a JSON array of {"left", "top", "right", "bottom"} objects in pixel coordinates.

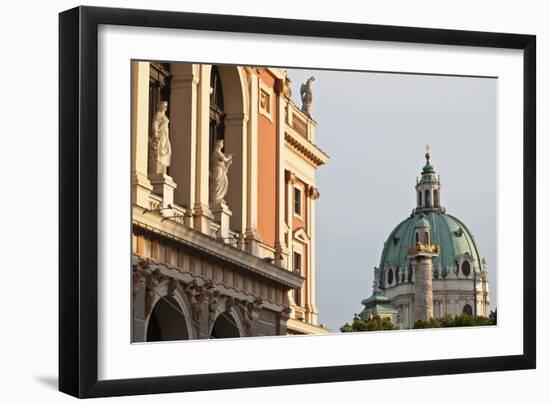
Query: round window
[
  {"left": 387, "top": 268, "right": 394, "bottom": 285},
  {"left": 462, "top": 261, "right": 471, "bottom": 277}
]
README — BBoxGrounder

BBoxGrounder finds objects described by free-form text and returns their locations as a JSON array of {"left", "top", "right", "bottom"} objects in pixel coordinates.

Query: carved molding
[
  {"left": 285, "top": 170, "right": 298, "bottom": 184},
  {"left": 145, "top": 268, "right": 164, "bottom": 318},
  {"left": 308, "top": 185, "right": 320, "bottom": 200}
]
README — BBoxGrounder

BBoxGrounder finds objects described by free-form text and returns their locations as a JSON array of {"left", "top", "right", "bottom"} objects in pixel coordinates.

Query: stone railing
[
  {"left": 292, "top": 113, "right": 308, "bottom": 138},
  {"left": 285, "top": 101, "right": 314, "bottom": 141},
  {"left": 147, "top": 193, "right": 163, "bottom": 212},
  {"left": 145, "top": 193, "right": 190, "bottom": 226}
]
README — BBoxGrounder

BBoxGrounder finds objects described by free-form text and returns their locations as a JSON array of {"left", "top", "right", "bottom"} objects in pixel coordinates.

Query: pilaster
[
  {"left": 169, "top": 63, "right": 199, "bottom": 222},
  {"left": 194, "top": 65, "right": 213, "bottom": 233},
  {"left": 131, "top": 61, "right": 153, "bottom": 207},
  {"left": 224, "top": 112, "right": 248, "bottom": 234},
  {"left": 245, "top": 70, "right": 261, "bottom": 254}
]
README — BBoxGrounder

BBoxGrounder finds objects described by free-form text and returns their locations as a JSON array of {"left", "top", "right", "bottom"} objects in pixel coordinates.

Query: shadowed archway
[
  {"left": 210, "top": 312, "right": 241, "bottom": 339},
  {"left": 146, "top": 296, "right": 190, "bottom": 342}
]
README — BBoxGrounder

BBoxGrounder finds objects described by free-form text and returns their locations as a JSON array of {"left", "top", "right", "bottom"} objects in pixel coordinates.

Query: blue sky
[{"left": 287, "top": 67, "right": 497, "bottom": 332}]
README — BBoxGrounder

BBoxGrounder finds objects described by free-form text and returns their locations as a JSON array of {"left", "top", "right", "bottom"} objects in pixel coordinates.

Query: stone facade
[{"left": 131, "top": 61, "right": 329, "bottom": 341}]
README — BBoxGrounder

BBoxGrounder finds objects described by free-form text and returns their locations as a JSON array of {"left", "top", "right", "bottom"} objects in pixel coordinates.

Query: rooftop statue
[{"left": 300, "top": 76, "right": 315, "bottom": 117}]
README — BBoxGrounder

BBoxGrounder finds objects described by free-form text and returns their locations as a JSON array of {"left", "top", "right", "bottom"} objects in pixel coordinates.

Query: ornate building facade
[
  {"left": 131, "top": 61, "right": 329, "bottom": 341},
  {"left": 359, "top": 149, "right": 491, "bottom": 328}
]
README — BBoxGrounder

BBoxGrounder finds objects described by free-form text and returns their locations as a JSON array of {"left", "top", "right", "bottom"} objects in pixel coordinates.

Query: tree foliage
[
  {"left": 413, "top": 311, "right": 497, "bottom": 329},
  {"left": 340, "top": 316, "right": 398, "bottom": 332},
  {"left": 340, "top": 310, "right": 497, "bottom": 332}
]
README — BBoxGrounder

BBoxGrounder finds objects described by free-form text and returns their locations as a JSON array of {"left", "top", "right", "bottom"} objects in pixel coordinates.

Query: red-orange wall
[{"left": 257, "top": 72, "right": 277, "bottom": 248}]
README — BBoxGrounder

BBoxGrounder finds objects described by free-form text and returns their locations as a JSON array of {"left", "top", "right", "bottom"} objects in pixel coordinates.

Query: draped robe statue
[
  {"left": 149, "top": 101, "right": 172, "bottom": 175},
  {"left": 300, "top": 76, "right": 315, "bottom": 117},
  {"left": 209, "top": 139, "right": 233, "bottom": 206}
]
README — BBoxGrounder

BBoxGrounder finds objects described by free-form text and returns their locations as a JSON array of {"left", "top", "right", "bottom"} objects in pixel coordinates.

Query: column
[
  {"left": 245, "top": 70, "right": 261, "bottom": 254},
  {"left": 169, "top": 63, "right": 199, "bottom": 222},
  {"left": 224, "top": 112, "right": 247, "bottom": 235},
  {"left": 193, "top": 65, "right": 213, "bottom": 233},
  {"left": 131, "top": 61, "right": 153, "bottom": 207},
  {"left": 308, "top": 186, "right": 320, "bottom": 324},
  {"left": 413, "top": 256, "right": 434, "bottom": 322},
  {"left": 274, "top": 80, "right": 287, "bottom": 265}
]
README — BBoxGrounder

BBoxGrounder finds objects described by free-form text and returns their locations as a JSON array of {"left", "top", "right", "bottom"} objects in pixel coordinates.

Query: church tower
[{"left": 359, "top": 146, "right": 490, "bottom": 329}]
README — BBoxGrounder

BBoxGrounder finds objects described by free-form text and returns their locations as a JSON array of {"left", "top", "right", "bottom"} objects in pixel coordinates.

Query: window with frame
[
  {"left": 294, "top": 187, "right": 302, "bottom": 216},
  {"left": 387, "top": 268, "right": 394, "bottom": 285},
  {"left": 293, "top": 251, "right": 302, "bottom": 274},
  {"left": 462, "top": 260, "right": 471, "bottom": 277}
]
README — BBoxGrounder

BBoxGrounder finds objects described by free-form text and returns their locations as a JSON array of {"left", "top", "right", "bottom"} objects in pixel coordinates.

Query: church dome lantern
[{"left": 415, "top": 145, "right": 442, "bottom": 213}]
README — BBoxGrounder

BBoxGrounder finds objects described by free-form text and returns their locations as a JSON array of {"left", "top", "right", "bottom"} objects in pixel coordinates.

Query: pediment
[{"left": 293, "top": 227, "right": 310, "bottom": 242}]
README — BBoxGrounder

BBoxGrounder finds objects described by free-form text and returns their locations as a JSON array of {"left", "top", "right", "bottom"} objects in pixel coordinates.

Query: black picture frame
[{"left": 59, "top": 5, "right": 536, "bottom": 398}]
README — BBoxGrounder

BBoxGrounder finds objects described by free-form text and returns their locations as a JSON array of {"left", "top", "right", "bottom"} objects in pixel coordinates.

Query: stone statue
[
  {"left": 149, "top": 101, "right": 172, "bottom": 175},
  {"left": 300, "top": 76, "right": 315, "bottom": 117},
  {"left": 185, "top": 281, "right": 206, "bottom": 325},
  {"left": 209, "top": 139, "right": 233, "bottom": 206},
  {"left": 237, "top": 300, "right": 254, "bottom": 336},
  {"left": 207, "top": 290, "right": 220, "bottom": 330}
]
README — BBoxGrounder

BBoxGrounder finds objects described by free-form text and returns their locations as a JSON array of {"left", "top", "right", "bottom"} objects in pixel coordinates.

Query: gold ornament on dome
[{"left": 407, "top": 242, "right": 440, "bottom": 256}]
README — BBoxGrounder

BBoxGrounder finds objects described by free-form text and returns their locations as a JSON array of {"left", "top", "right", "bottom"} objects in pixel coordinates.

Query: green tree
[
  {"left": 413, "top": 313, "right": 495, "bottom": 329},
  {"left": 340, "top": 316, "right": 398, "bottom": 332}
]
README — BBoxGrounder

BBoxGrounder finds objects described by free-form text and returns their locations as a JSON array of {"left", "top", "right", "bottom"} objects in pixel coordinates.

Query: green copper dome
[
  {"left": 422, "top": 161, "right": 435, "bottom": 173},
  {"left": 415, "top": 215, "right": 431, "bottom": 228},
  {"left": 377, "top": 211, "right": 482, "bottom": 287}
]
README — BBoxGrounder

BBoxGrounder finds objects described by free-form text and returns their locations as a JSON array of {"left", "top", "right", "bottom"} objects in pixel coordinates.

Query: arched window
[
  {"left": 387, "top": 268, "right": 394, "bottom": 285},
  {"left": 418, "top": 190, "right": 423, "bottom": 206},
  {"left": 424, "top": 231, "right": 430, "bottom": 244},
  {"left": 462, "top": 261, "right": 471, "bottom": 277},
  {"left": 415, "top": 232, "right": 419, "bottom": 243},
  {"left": 408, "top": 263, "right": 414, "bottom": 282},
  {"left": 462, "top": 304, "right": 473, "bottom": 316},
  {"left": 434, "top": 189, "right": 439, "bottom": 207},
  {"left": 424, "top": 189, "right": 431, "bottom": 207},
  {"left": 209, "top": 66, "right": 225, "bottom": 154}
]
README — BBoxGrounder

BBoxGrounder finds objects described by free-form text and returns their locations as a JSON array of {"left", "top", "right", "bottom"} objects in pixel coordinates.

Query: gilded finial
[{"left": 425, "top": 143, "right": 431, "bottom": 161}]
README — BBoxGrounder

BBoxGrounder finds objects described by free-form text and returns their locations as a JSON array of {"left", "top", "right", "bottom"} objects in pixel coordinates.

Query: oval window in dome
[
  {"left": 387, "top": 268, "right": 394, "bottom": 285},
  {"left": 462, "top": 261, "right": 471, "bottom": 277}
]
